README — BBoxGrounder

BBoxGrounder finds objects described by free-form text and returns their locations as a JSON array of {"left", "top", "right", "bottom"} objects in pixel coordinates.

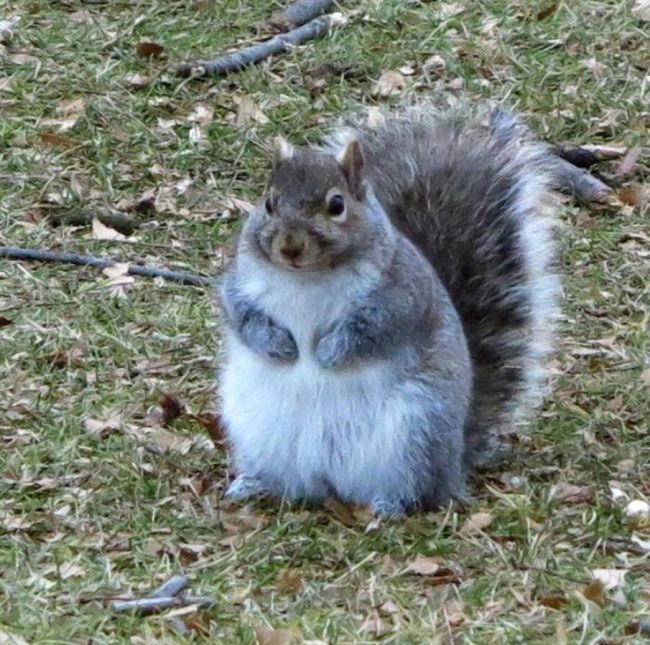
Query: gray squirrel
[{"left": 218, "top": 105, "right": 559, "bottom": 518}]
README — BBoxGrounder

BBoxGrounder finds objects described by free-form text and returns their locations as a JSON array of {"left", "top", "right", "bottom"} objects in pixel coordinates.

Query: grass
[{"left": 1, "top": 0, "right": 648, "bottom": 642}]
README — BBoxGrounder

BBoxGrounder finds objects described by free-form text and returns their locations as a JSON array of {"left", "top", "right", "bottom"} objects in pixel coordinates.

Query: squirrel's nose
[{"left": 280, "top": 234, "right": 305, "bottom": 260}]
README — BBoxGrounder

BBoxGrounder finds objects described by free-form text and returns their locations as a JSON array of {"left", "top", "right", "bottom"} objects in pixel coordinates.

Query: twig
[
  {"left": 268, "top": 0, "right": 334, "bottom": 31},
  {"left": 176, "top": 14, "right": 340, "bottom": 77},
  {"left": 0, "top": 246, "right": 213, "bottom": 287},
  {"left": 111, "top": 597, "right": 181, "bottom": 614},
  {"left": 553, "top": 144, "right": 626, "bottom": 169},
  {"left": 46, "top": 210, "right": 137, "bottom": 236},
  {"left": 110, "top": 594, "right": 216, "bottom": 614},
  {"left": 150, "top": 575, "right": 189, "bottom": 598}
]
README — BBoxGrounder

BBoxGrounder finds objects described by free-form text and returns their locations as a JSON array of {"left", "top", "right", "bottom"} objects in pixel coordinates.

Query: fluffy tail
[{"left": 329, "top": 106, "right": 560, "bottom": 466}]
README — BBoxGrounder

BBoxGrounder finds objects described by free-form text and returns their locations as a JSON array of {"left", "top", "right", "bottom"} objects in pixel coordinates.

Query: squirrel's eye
[
  {"left": 327, "top": 194, "right": 346, "bottom": 220},
  {"left": 264, "top": 196, "right": 273, "bottom": 216}
]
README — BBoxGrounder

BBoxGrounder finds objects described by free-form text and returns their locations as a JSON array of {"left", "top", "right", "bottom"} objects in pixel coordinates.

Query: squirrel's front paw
[
  {"left": 315, "top": 330, "right": 352, "bottom": 369},
  {"left": 264, "top": 325, "right": 299, "bottom": 363}
]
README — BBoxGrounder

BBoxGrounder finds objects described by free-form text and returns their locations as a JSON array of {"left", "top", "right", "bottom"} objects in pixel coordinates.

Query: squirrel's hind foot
[
  {"left": 224, "top": 475, "right": 267, "bottom": 501},
  {"left": 371, "top": 498, "right": 408, "bottom": 519}
]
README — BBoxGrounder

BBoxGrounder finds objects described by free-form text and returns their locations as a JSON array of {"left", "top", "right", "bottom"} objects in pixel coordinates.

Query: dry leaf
[
  {"left": 325, "top": 498, "right": 358, "bottom": 526},
  {"left": 550, "top": 482, "right": 593, "bottom": 504},
  {"left": 359, "top": 610, "right": 388, "bottom": 637},
  {"left": 0, "top": 316, "right": 14, "bottom": 327},
  {"left": 582, "top": 579, "right": 606, "bottom": 607},
  {"left": 11, "top": 53, "right": 41, "bottom": 67},
  {"left": 0, "top": 17, "right": 20, "bottom": 44},
  {"left": 235, "top": 95, "right": 269, "bottom": 127},
  {"left": 221, "top": 196, "right": 255, "bottom": 217},
  {"left": 539, "top": 595, "right": 569, "bottom": 609},
  {"left": 406, "top": 556, "right": 442, "bottom": 575},
  {"left": 144, "top": 428, "right": 194, "bottom": 455},
  {"left": 536, "top": 2, "right": 559, "bottom": 20},
  {"left": 423, "top": 54, "right": 447, "bottom": 77},
  {"left": 379, "top": 600, "right": 401, "bottom": 616},
  {"left": 372, "top": 70, "right": 406, "bottom": 98},
  {"left": 438, "top": 3, "right": 467, "bottom": 18},
  {"left": 158, "top": 392, "right": 184, "bottom": 427},
  {"left": 617, "top": 184, "right": 649, "bottom": 207},
  {"left": 92, "top": 218, "right": 127, "bottom": 241},
  {"left": 630, "top": 535, "right": 650, "bottom": 554},
  {"left": 188, "top": 103, "right": 214, "bottom": 126},
  {"left": 59, "top": 562, "right": 86, "bottom": 579},
  {"left": 632, "top": 0, "right": 650, "bottom": 21},
  {"left": 192, "top": 412, "right": 225, "bottom": 446},
  {"left": 136, "top": 41, "right": 164, "bottom": 58},
  {"left": 277, "top": 570, "right": 304, "bottom": 593},
  {"left": 0, "top": 629, "right": 29, "bottom": 645},
  {"left": 592, "top": 569, "right": 627, "bottom": 590},
  {"left": 459, "top": 510, "right": 494, "bottom": 534},
  {"left": 617, "top": 145, "right": 642, "bottom": 177},
  {"left": 623, "top": 499, "right": 650, "bottom": 527},
  {"left": 39, "top": 132, "right": 77, "bottom": 148},
  {"left": 125, "top": 73, "right": 150, "bottom": 89},
  {"left": 58, "top": 97, "right": 85, "bottom": 117},
  {"left": 442, "top": 599, "right": 465, "bottom": 626},
  {"left": 253, "top": 626, "right": 302, "bottom": 645},
  {"left": 84, "top": 414, "right": 122, "bottom": 439}
]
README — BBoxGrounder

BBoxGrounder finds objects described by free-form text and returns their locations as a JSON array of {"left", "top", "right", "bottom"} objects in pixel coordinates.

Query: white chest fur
[{"left": 219, "top": 257, "right": 417, "bottom": 503}]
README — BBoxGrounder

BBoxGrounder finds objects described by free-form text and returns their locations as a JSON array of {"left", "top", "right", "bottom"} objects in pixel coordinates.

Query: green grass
[{"left": 1, "top": 0, "right": 648, "bottom": 642}]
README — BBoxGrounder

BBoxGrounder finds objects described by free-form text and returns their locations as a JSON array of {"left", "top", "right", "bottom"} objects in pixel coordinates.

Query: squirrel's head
[{"left": 247, "top": 137, "right": 373, "bottom": 271}]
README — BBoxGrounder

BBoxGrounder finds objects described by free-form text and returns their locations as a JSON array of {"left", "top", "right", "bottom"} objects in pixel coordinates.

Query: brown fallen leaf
[
  {"left": 617, "top": 145, "right": 642, "bottom": 177},
  {"left": 84, "top": 414, "right": 122, "bottom": 439},
  {"left": 359, "top": 610, "right": 389, "bottom": 637},
  {"left": 39, "top": 132, "right": 78, "bottom": 148},
  {"left": 324, "top": 498, "right": 359, "bottom": 526},
  {"left": 372, "top": 70, "right": 406, "bottom": 98},
  {"left": 582, "top": 579, "right": 607, "bottom": 607},
  {"left": 277, "top": 569, "right": 304, "bottom": 593},
  {"left": 253, "top": 625, "right": 302, "bottom": 645},
  {"left": 405, "top": 556, "right": 442, "bottom": 575},
  {"left": 550, "top": 482, "right": 593, "bottom": 504},
  {"left": 459, "top": 510, "right": 494, "bottom": 535},
  {"left": 92, "top": 217, "right": 127, "bottom": 241},
  {"left": 46, "top": 346, "right": 85, "bottom": 369},
  {"left": 158, "top": 392, "right": 184, "bottom": 427},
  {"left": 539, "top": 595, "right": 569, "bottom": 609},
  {"left": 235, "top": 95, "right": 269, "bottom": 127},
  {"left": 136, "top": 41, "right": 164, "bottom": 58},
  {"left": 536, "top": 2, "right": 559, "bottom": 20},
  {"left": 192, "top": 412, "right": 225, "bottom": 446},
  {"left": 617, "top": 184, "right": 649, "bottom": 207},
  {"left": 0, "top": 316, "right": 14, "bottom": 327}
]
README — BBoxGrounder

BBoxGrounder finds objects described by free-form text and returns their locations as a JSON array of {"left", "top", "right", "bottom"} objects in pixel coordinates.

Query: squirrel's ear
[
  {"left": 337, "top": 139, "right": 365, "bottom": 199},
  {"left": 272, "top": 136, "right": 295, "bottom": 167}
]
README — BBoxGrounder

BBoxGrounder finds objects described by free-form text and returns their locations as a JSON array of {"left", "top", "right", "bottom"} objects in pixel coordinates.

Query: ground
[{"left": 1, "top": 0, "right": 649, "bottom": 643}]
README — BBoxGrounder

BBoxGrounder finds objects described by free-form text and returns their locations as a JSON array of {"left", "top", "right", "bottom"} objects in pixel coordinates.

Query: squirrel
[{"left": 218, "top": 105, "right": 559, "bottom": 518}]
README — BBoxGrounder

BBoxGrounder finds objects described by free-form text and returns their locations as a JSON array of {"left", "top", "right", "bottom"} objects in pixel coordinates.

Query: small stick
[
  {"left": 150, "top": 574, "right": 189, "bottom": 598},
  {"left": 268, "top": 0, "right": 334, "bottom": 31},
  {"left": 176, "top": 14, "right": 337, "bottom": 78},
  {"left": 110, "top": 594, "right": 215, "bottom": 614},
  {"left": 0, "top": 246, "right": 213, "bottom": 287},
  {"left": 111, "top": 597, "right": 181, "bottom": 614},
  {"left": 553, "top": 144, "right": 626, "bottom": 169},
  {"left": 47, "top": 210, "right": 137, "bottom": 236}
]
